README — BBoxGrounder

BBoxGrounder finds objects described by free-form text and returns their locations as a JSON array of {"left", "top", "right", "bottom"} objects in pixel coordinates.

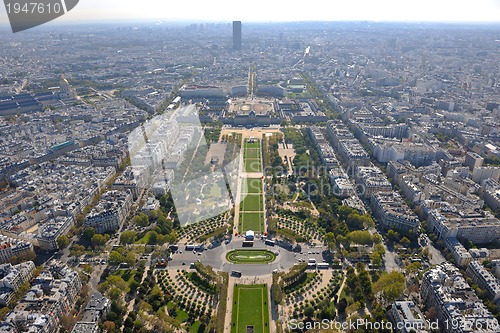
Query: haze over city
[
  {"left": 2, "top": 0, "right": 500, "bottom": 25},
  {"left": 0, "top": 1, "right": 500, "bottom": 333}
]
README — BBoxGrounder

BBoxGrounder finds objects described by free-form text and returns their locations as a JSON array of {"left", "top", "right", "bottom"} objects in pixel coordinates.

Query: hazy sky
[{"left": 1, "top": 0, "right": 500, "bottom": 25}]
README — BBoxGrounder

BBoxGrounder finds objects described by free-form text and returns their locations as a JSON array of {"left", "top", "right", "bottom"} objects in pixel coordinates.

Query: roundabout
[{"left": 226, "top": 249, "right": 277, "bottom": 264}]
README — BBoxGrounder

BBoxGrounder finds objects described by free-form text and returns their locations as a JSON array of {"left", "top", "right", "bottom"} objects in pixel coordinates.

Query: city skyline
[{"left": 2, "top": 0, "right": 500, "bottom": 27}]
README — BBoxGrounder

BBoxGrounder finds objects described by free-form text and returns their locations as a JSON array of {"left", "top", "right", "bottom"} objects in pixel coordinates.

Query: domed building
[{"left": 59, "top": 74, "right": 76, "bottom": 100}]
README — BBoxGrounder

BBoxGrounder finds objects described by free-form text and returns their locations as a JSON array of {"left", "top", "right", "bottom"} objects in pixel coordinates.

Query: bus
[
  {"left": 317, "top": 263, "right": 329, "bottom": 269},
  {"left": 185, "top": 244, "right": 203, "bottom": 251},
  {"left": 231, "top": 270, "right": 242, "bottom": 277},
  {"left": 265, "top": 239, "right": 275, "bottom": 246},
  {"left": 242, "top": 241, "right": 254, "bottom": 247}
]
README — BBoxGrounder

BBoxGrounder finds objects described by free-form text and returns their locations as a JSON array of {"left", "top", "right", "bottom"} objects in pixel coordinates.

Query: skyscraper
[{"left": 233, "top": 21, "right": 242, "bottom": 51}]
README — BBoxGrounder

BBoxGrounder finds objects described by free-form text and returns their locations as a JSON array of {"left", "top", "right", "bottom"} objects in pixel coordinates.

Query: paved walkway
[
  {"left": 334, "top": 270, "right": 347, "bottom": 318},
  {"left": 232, "top": 140, "right": 244, "bottom": 236},
  {"left": 223, "top": 277, "right": 237, "bottom": 333},
  {"left": 120, "top": 256, "right": 151, "bottom": 332},
  {"left": 278, "top": 142, "right": 295, "bottom": 175}
]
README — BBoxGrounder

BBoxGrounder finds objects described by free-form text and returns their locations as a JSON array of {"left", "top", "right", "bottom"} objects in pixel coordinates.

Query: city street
[{"left": 167, "top": 238, "right": 327, "bottom": 276}]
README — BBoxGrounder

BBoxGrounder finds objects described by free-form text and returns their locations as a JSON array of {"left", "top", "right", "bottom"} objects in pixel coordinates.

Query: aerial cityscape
[{"left": 0, "top": 13, "right": 499, "bottom": 333}]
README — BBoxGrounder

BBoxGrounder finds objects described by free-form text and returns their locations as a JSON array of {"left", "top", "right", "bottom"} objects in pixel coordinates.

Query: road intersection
[{"left": 167, "top": 238, "right": 328, "bottom": 277}]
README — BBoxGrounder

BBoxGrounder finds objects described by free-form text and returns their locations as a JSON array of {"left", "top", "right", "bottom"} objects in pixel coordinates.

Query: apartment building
[
  {"left": 466, "top": 261, "right": 500, "bottom": 302},
  {"left": 84, "top": 190, "right": 132, "bottom": 234},
  {"left": 371, "top": 191, "right": 420, "bottom": 232},
  {"left": 420, "top": 262, "right": 498, "bottom": 333},
  {"left": 0, "top": 261, "right": 36, "bottom": 306}
]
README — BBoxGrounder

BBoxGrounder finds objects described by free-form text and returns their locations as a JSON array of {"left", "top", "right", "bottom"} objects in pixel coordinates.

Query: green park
[
  {"left": 226, "top": 249, "right": 276, "bottom": 264},
  {"left": 231, "top": 284, "right": 270, "bottom": 333}
]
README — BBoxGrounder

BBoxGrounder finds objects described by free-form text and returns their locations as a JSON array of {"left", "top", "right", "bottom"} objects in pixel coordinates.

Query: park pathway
[
  {"left": 120, "top": 256, "right": 151, "bottom": 332},
  {"left": 334, "top": 269, "right": 347, "bottom": 318},
  {"left": 231, "top": 140, "right": 245, "bottom": 237},
  {"left": 223, "top": 277, "right": 237, "bottom": 333}
]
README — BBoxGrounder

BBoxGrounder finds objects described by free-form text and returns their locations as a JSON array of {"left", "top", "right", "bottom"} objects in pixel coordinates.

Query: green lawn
[
  {"left": 113, "top": 269, "right": 138, "bottom": 284},
  {"left": 239, "top": 212, "right": 264, "bottom": 233},
  {"left": 244, "top": 149, "right": 261, "bottom": 159},
  {"left": 226, "top": 250, "right": 276, "bottom": 264},
  {"left": 135, "top": 231, "right": 153, "bottom": 244},
  {"left": 244, "top": 158, "right": 262, "bottom": 172},
  {"left": 242, "top": 178, "right": 262, "bottom": 194},
  {"left": 339, "top": 286, "right": 351, "bottom": 305},
  {"left": 189, "top": 321, "right": 201, "bottom": 333},
  {"left": 231, "top": 284, "right": 270, "bottom": 333},
  {"left": 167, "top": 301, "right": 189, "bottom": 323},
  {"left": 240, "top": 194, "right": 263, "bottom": 212},
  {"left": 176, "top": 308, "right": 189, "bottom": 323}
]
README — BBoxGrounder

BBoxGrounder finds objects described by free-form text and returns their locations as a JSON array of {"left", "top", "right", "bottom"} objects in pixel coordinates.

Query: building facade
[
  {"left": 466, "top": 261, "right": 500, "bottom": 302},
  {"left": 232, "top": 21, "right": 242, "bottom": 51},
  {"left": 84, "top": 190, "right": 132, "bottom": 234},
  {"left": 371, "top": 192, "right": 420, "bottom": 232},
  {"left": 420, "top": 262, "right": 498, "bottom": 333},
  {"left": 390, "top": 301, "right": 427, "bottom": 333}
]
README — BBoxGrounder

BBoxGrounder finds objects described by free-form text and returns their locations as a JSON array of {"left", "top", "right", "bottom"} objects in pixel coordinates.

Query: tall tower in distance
[{"left": 233, "top": 21, "right": 242, "bottom": 51}]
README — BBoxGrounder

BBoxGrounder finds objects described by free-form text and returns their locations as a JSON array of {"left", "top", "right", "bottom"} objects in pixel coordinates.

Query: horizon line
[{"left": 1, "top": 18, "right": 500, "bottom": 29}]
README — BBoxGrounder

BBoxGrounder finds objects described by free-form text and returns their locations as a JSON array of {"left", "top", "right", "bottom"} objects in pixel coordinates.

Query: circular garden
[{"left": 226, "top": 249, "right": 276, "bottom": 264}]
